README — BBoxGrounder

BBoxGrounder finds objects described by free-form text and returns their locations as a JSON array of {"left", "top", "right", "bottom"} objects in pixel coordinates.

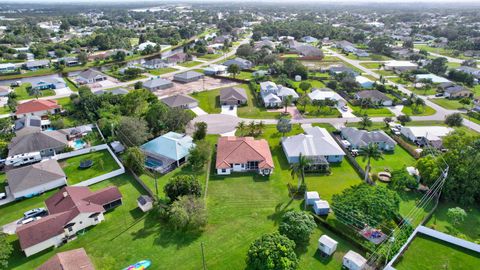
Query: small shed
[
  {"left": 110, "top": 141, "right": 125, "bottom": 153},
  {"left": 305, "top": 191, "right": 320, "bottom": 206},
  {"left": 343, "top": 250, "right": 367, "bottom": 270},
  {"left": 318, "top": 235, "right": 338, "bottom": 256},
  {"left": 313, "top": 200, "right": 330, "bottom": 215},
  {"left": 137, "top": 195, "right": 153, "bottom": 212}
]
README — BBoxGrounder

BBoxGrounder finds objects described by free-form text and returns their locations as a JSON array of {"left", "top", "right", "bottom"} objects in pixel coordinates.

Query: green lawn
[
  {"left": 13, "top": 83, "right": 55, "bottom": 100},
  {"left": 389, "top": 77, "right": 410, "bottom": 85},
  {"left": 147, "top": 67, "right": 177, "bottom": 76},
  {"left": 178, "top": 61, "right": 203, "bottom": 68},
  {"left": 236, "top": 85, "right": 283, "bottom": 119},
  {"left": 345, "top": 53, "right": 391, "bottom": 61},
  {"left": 409, "top": 86, "right": 438, "bottom": 96},
  {"left": 394, "top": 234, "right": 480, "bottom": 270},
  {"left": 291, "top": 79, "right": 326, "bottom": 93},
  {"left": 401, "top": 105, "right": 436, "bottom": 116},
  {"left": 190, "top": 87, "right": 222, "bottom": 114},
  {"left": 197, "top": 54, "right": 222, "bottom": 61},
  {"left": 0, "top": 173, "right": 6, "bottom": 194},
  {"left": 359, "top": 62, "right": 383, "bottom": 69},
  {"left": 414, "top": 44, "right": 472, "bottom": 60},
  {"left": 301, "top": 104, "right": 341, "bottom": 118},
  {"left": 64, "top": 78, "right": 79, "bottom": 92},
  {"left": 429, "top": 98, "right": 465, "bottom": 110},
  {"left": 356, "top": 145, "right": 416, "bottom": 175},
  {"left": 375, "top": 69, "right": 397, "bottom": 77},
  {"left": 350, "top": 105, "right": 394, "bottom": 117},
  {"left": 59, "top": 150, "right": 120, "bottom": 185}
]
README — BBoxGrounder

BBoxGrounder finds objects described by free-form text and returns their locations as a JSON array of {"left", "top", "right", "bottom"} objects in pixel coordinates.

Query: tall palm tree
[
  {"left": 358, "top": 143, "right": 384, "bottom": 184},
  {"left": 290, "top": 153, "right": 312, "bottom": 190},
  {"left": 359, "top": 114, "right": 372, "bottom": 130},
  {"left": 236, "top": 121, "right": 245, "bottom": 136},
  {"left": 283, "top": 95, "right": 292, "bottom": 114}
]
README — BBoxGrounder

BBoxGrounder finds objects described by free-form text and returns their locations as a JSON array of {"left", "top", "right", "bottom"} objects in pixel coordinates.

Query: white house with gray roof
[
  {"left": 282, "top": 126, "right": 344, "bottom": 171},
  {"left": 7, "top": 159, "right": 66, "bottom": 199},
  {"left": 223, "top": 57, "right": 253, "bottom": 70},
  {"left": 173, "top": 71, "right": 204, "bottom": 83},
  {"left": 340, "top": 127, "right": 396, "bottom": 151},
  {"left": 24, "top": 60, "right": 50, "bottom": 71},
  {"left": 76, "top": 69, "right": 107, "bottom": 84},
  {"left": 260, "top": 81, "right": 299, "bottom": 108}
]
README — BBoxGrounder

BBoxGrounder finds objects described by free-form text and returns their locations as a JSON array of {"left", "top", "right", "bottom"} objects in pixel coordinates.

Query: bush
[
  {"left": 390, "top": 168, "right": 418, "bottom": 191},
  {"left": 279, "top": 211, "right": 316, "bottom": 245},
  {"left": 246, "top": 232, "right": 298, "bottom": 270},
  {"left": 444, "top": 113, "right": 463, "bottom": 127},
  {"left": 169, "top": 195, "right": 207, "bottom": 230},
  {"left": 123, "top": 147, "right": 145, "bottom": 175},
  {"left": 164, "top": 175, "right": 202, "bottom": 202}
]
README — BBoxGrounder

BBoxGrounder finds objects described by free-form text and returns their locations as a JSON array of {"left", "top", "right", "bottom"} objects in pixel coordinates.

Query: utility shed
[
  {"left": 318, "top": 235, "right": 338, "bottom": 256},
  {"left": 343, "top": 250, "right": 367, "bottom": 270},
  {"left": 313, "top": 200, "right": 330, "bottom": 215},
  {"left": 137, "top": 195, "right": 153, "bottom": 212},
  {"left": 305, "top": 191, "right": 320, "bottom": 206}
]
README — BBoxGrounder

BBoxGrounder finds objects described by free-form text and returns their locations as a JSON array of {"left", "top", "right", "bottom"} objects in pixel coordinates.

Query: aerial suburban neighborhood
[{"left": 0, "top": 0, "right": 479, "bottom": 269}]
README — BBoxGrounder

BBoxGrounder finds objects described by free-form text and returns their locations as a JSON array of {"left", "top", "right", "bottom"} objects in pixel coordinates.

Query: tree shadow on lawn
[{"left": 267, "top": 198, "right": 295, "bottom": 225}]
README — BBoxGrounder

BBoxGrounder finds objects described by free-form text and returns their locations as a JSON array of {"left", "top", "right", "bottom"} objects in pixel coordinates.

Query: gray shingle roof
[
  {"left": 220, "top": 87, "right": 247, "bottom": 102},
  {"left": 340, "top": 127, "right": 396, "bottom": 148},
  {"left": 356, "top": 90, "right": 392, "bottom": 102},
  {"left": 8, "top": 131, "right": 68, "bottom": 156},
  {"left": 78, "top": 69, "right": 106, "bottom": 80},
  {"left": 282, "top": 127, "right": 344, "bottom": 159},
  {"left": 160, "top": 94, "right": 198, "bottom": 108},
  {"left": 7, "top": 159, "right": 66, "bottom": 195},
  {"left": 143, "top": 78, "right": 173, "bottom": 88},
  {"left": 173, "top": 71, "right": 204, "bottom": 81}
]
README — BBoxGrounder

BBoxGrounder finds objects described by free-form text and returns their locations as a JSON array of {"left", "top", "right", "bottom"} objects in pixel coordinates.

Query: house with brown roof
[
  {"left": 37, "top": 248, "right": 95, "bottom": 270},
  {"left": 15, "top": 99, "right": 61, "bottom": 118},
  {"left": 215, "top": 136, "right": 274, "bottom": 176},
  {"left": 17, "top": 186, "right": 122, "bottom": 257},
  {"left": 219, "top": 87, "right": 248, "bottom": 106}
]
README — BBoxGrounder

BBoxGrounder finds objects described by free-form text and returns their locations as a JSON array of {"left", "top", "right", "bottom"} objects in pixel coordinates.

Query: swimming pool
[
  {"left": 72, "top": 139, "right": 86, "bottom": 150},
  {"left": 145, "top": 157, "right": 163, "bottom": 168}
]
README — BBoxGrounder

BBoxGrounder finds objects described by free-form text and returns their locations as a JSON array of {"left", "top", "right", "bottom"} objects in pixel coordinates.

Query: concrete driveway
[
  {"left": 388, "top": 105, "right": 404, "bottom": 116},
  {"left": 2, "top": 219, "right": 20, "bottom": 235},
  {"left": 54, "top": 86, "right": 73, "bottom": 97},
  {"left": 191, "top": 106, "right": 208, "bottom": 116},
  {"left": 221, "top": 105, "right": 237, "bottom": 116},
  {"left": 339, "top": 106, "right": 356, "bottom": 118},
  {"left": 188, "top": 114, "right": 239, "bottom": 135}
]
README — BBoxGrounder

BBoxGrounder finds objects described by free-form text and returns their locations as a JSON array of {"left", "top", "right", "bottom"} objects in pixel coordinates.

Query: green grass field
[
  {"left": 356, "top": 145, "right": 416, "bottom": 175},
  {"left": 197, "top": 54, "right": 222, "bottom": 60},
  {"left": 59, "top": 150, "right": 120, "bottom": 185},
  {"left": 178, "top": 61, "right": 203, "bottom": 68},
  {"left": 394, "top": 234, "right": 480, "bottom": 270},
  {"left": 147, "top": 67, "right": 177, "bottom": 76},
  {"left": 13, "top": 83, "right": 55, "bottom": 100},
  {"left": 351, "top": 105, "right": 394, "bottom": 117},
  {"left": 401, "top": 105, "right": 436, "bottom": 116},
  {"left": 359, "top": 62, "right": 383, "bottom": 69},
  {"left": 414, "top": 44, "right": 472, "bottom": 60},
  {"left": 429, "top": 98, "right": 465, "bottom": 110}
]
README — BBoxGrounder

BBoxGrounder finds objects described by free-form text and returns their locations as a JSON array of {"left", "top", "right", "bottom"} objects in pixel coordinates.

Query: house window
[{"left": 221, "top": 169, "right": 227, "bottom": 173}]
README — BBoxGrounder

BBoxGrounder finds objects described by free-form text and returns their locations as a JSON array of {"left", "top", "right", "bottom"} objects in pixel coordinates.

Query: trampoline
[{"left": 79, "top": 159, "right": 94, "bottom": 169}]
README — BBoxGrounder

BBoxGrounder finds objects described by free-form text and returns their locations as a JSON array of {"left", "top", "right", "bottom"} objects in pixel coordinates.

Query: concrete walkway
[
  {"left": 190, "top": 106, "right": 208, "bottom": 116},
  {"left": 388, "top": 105, "right": 404, "bottom": 117}
]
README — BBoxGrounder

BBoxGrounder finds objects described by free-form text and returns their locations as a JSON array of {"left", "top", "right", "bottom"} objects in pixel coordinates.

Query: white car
[
  {"left": 23, "top": 208, "right": 47, "bottom": 219},
  {"left": 0, "top": 192, "right": 6, "bottom": 200},
  {"left": 18, "top": 216, "right": 41, "bottom": 225},
  {"left": 340, "top": 106, "right": 348, "bottom": 112}
]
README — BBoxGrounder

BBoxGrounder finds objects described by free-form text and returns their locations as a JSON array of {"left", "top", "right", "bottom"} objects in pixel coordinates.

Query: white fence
[
  {"left": 385, "top": 225, "right": 480, "bottom": 269},
  {"left": 54, "top": 144, "right": 125, "bottom": 187}
]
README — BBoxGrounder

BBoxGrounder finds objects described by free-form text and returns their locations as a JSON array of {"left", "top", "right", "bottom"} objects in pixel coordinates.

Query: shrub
[
  {"left": 164, "top": 175, "right": 202, "bottom": 202},
  {"left": 246, "top": 232, "right": 298, "bottom": 270},
  {"left": 169, "top": 195, "right": 207, "bottom": 230},
  {"left": 279, "top": 211, "right": 316, "bottom": 245}
]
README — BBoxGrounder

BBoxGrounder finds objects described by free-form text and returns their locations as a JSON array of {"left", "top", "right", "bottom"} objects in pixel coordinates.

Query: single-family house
[
  {"left": 14, "top": 115, "right": 46, "bottom": 136},
  {"left": 301, "top": 36, "right": 318, "bottom": 43},
  {"left": 335, "top": 40, "right": 356, "bottom": 53},
  {"left": 456, "top": 66, "right": 480, "bottom": 79},
  {"left": 137, "top": 41, "right": 157, "bottom": 51},
  {"left": 37, "top": 248, "right": 95, "bottom": 270},
  {"left": 400, "top": 126, "right": 453, "bottom": 148},
  {"left": 93, "top": 88, "right": 129, "bottom": 96},
  {"left": 254, "top": 40, "right": 275, "bottom": 50},
  {"left": 340, "top": 127, "right": 396, "bottom": 151},
  {"left": 384, "top": 60, "right": 418, "bottom": 73},
  {"left": 160, "top": 94, "right": 198, "bottom": 109},
  {"left": 143, "top": 58, "right": 170, "bottom": 69},
  {"left": 223, "top": 57, "right": 253, "bottom": 70},
  {"left": 76, "top": 69, "right": 107, "bottom": 84},
  {"left": 308, "top": 88, "right": 346, "bottom": 106},
  {"left": 16, "top": 186, "right": 122, "bottom": 257},
  {"left": 6, "top": 159, "right": 66, "bottom": 199},
  {"left": 355, "top": 90, "right": 393, "bottom": 106},
  {"left": 24, "top": 60, "right": 50, "bottom": 71},
  {"left": 7, "top": 130, "right": 68, "bottom": 160},
  {"left": 318, "top": 235, "right": 338, "bottom": 256},
  {"left": 292, "top": 44, "right": 323, "bottom": 58},
  {"left": 355, "top": 76, "right": 374, "bottom": 88},
  {"left": 15, "top": 99, "right": 61, "bottom": 118},
  {"left": 143, "top": 78, "right": 173, "bottom": 91},
  {"left": 327, "top": 66, "right": 358, "bottom": 76},
  {"left": 415, "top": 74, "right": 451, "bottom": 84},
  {"left": 141, "top": 132, "right": 195, "bottom": 173},
  {"left": 203, "top": 64, "right": 227, "bottom": 75},
  {"left": 58, "top": 57, "right": 80, "bottom": 67},
  {"left": 0, "top": 63, "right": 17, "bottom": 73},
  {"left": 443, "top": 85, "right": 472, "bottom": 99},
  {"left": 30, "top": 77, "right": 66, "bottom": 91},
  {"left": 260, "top": 81, "right": 299, "bottom": 108},
  {"left": 343, "top": 251, "right": 367, "bottom": 270},
  {"left": 282, "top": 126, "right": 345, "bottom": 171},
  {"left": 215, "top": 136, "right": 274, "bottom": 176},
  {"left": 166, "top": 52, "right": 188, "bottom": 64},
  {"left": 173, "top": 71, "right": 204, "bottom": 83},
  {"left": 219, "top": 87, "right": 248, "bottom": 106}
]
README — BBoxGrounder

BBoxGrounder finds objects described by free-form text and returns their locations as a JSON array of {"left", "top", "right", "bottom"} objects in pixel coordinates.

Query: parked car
[
  {"left": 18, "top": 216, "right": 42, "bottom": 225},
  {"left": 435, "top": 92, "right": 444, "bottom": 97},
  {"left": 0, "top": 192, "right": 6, "bottom": 200},
  {"left": 351, "top": 149, "right": 359, "bottom": 157},
  {"left": 341, "top": 106, "right": 348, "bottom": 112},
  {"left": 23, "top": 208, "right": 47, "bottom": 219}
]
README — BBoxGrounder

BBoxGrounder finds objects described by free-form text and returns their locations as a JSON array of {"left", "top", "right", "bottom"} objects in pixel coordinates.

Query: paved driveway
[
  {"left": 221, "top": 105, "right": 237, "bottom": 116},
  {"left": 191, "top": 106, "right": 208, "bottom": 116},
  {"left": 188, "top": 114, "right": 240, "bottom": 135},
  {"left": 54, "top": 86, "right": 73, "bottom": 97}
]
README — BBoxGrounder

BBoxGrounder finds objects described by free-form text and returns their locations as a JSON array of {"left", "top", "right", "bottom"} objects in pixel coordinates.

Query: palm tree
[
  {"left": 282, "top": 95, "right": 292, "bottom": 114},
  {"left": 236, "top": 121, "right": 245, "bottom": 136},
  {"left": 414, "top": 98, "right": 425, "bottom": 113},
  {"left": 290, "top": 153, "right": 312, "bottom": 190},
  {"left": 358, "top": 143, "right": 384, "bottom": 184},
  {"left": 359, "top": 114, "right": 372, "bottom": 130}
]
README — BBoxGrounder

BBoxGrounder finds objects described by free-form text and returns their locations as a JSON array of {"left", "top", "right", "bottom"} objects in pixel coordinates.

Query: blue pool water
[
  {"left": 45, "top": 127, "right": 55, "bottom": 131},
  {"left": 72, "top": 139, "right": 86, "bottom": 150},
  {"left": 145, "top": 157, "right": 163, "bottom": 168}
]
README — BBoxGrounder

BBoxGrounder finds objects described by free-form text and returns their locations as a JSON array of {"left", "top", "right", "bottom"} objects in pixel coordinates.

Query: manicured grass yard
[
  {"left": 409, "top": 86, "right": 438, "bottom": 96},
  {"left": 359, "top": 62, "right": 382, "bottom": 69},
  {"left": 59, "top": 149, "right": 120, "bottom": 185},
  {"left": 178, "top": 61, "right": 203, "bottom": 68},
  {"left": 401, "top": 105, "right": 436, "bottom": 116},
  {"left": 191, "top": 87, "right": 222, "bottom": 113},
  {"left": 197, "top": 54, "right": 222, "bottom": 60},
  {"left": 350, "top": 104, "right": 394, "bottom": 117},
  {"left": 394, "top": 234, "right": 480, "bottom": 270},
  {"left": 147, "top": 67, "right": 177, "bottom": 76},
  {"left": 13, "top": 83, "right": 55, "bottom": 100},
  {"left": 356, "top": 145, "right": 416, "bottom": 175},
  {"left": 429, "top": 98, "right": 465, "bottom": 110}
]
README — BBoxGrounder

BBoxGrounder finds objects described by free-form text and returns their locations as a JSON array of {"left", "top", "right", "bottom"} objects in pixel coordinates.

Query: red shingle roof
[
  {"left": 16, "top": 99, "right": 60, "bottom": 115},
  {"left": 17, "top": 186, "right": 122, "bottom": 250},
  {"left": 215, "top": 137, "right": 274, "bottom": 169},
  {"left": 37, "top": 248, "right": 95, "bottom": 270}
]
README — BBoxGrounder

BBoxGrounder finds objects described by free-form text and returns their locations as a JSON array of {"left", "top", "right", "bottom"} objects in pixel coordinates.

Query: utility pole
[{"left": 201, "top": 242, "right": 207, "bottom": 270}]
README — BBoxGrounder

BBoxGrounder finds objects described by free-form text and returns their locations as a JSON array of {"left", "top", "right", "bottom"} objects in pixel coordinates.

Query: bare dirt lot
[{"left": 153, "top": 76, "right": 238, "bottom": 98}]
